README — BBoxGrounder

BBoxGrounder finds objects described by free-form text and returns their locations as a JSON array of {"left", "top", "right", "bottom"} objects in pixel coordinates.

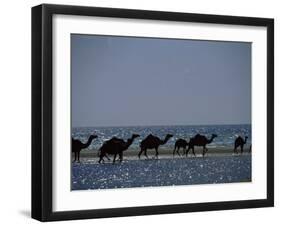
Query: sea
[{"left": 72, "top": 124, "right": 251, "bottom": 151}]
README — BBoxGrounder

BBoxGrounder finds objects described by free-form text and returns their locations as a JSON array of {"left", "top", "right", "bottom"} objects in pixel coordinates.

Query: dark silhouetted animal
[
  {"left": 72, "top": 135, "right": 98, "bottom": 162},
  {"left": 99, "top": 134, "right": 140, "bottom": 164},
  {"left": 233, "top": 136, "right": 248, "bottom": 154},
  {"left": 186, "top": 134, "right": 217, "bottom": 157},
  {"left": 173, "top": 138, "right": 189, "bottom": 157},
  {"left": 138, "top": 134, "right": 173, "bottom": 159}
]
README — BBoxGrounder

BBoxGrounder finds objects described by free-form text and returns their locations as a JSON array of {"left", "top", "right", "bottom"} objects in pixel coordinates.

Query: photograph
[
  {"left": 31, "top": 3, "right": 274, "bottom": 221},
  {"left": 71, "top": 34, "right": 252, "bottom": 190}
]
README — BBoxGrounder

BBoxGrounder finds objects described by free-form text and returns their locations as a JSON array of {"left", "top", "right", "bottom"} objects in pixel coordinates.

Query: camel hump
[
  {"left": 194, "top": 133, "right": 202, "bottom": 138},
  {"left": 140, "top": 134, "right": 157, "bottom": 147},
  {"left": 110, "top": 137, "right": 126, "bottom": 145},
  {"left": 234, "top": 136, "right": 244, "bottom": 144},
  {"left": 146, "top": 134, "right": 157, "bottom": 140}
]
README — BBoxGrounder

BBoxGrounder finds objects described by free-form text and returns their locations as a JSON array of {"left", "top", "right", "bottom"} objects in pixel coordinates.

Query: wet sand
[{"left": 75, "top": 147, "right": 251, "bottom": 161}]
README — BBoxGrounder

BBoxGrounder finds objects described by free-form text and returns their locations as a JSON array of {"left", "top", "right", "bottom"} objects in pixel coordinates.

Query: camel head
[
  {"left": 132, "top": 134, "right": 140, "bottom": 139},
  {"left": 166, "top": 134, "right": 173, "bottom": 139},
  {"left": 160, "top": 134, "right": 173, "bottom": 145},
  {"left": 89, "top": 134, "right": 98, "bottom": 139},
  {"left": 211, "top": 134, "right": 218, "bottom": 138}
]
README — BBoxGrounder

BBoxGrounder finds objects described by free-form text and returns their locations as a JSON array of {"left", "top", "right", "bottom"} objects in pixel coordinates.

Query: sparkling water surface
[
  {"left": 72, "top": 155, "right": 251, "bottom": 190},
  {"left": 71, "top": 124, "right": 252, "bottom": 190}
]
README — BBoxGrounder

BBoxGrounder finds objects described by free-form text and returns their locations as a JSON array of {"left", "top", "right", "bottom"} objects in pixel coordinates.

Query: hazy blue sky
[{"left": 71, "top": 34, "right": 251, "bottom": 127}]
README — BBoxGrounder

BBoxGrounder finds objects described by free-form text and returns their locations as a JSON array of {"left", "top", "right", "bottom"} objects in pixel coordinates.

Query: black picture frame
[{"left": 32, "top": 3, "right": 274, "bottom": 222}]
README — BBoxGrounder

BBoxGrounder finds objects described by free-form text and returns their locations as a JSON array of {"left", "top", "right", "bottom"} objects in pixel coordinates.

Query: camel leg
[
  {"left": 203, "top": 147, "right": 208, "bottom": 157},
  {"left": 144, "top": 149, "right": 149, "bottom": 159},
  {"left": 234, "top": 145, "right": 238, "bottom": 154},
  {"left": 204, "top": 147, "right": 208, "bottom": 155},
  {"left": 119, "top": 152, "right": 123, "bottom": 162},
  {"left": 177, "top": 147, "right": 181, "bottom": 156},
  {"left": 173, "top": 146, "right": 180, "bottom": 157},
  {"left": 202, "top": 147, "right": 205, "bottom": 157},
  {"left": 183, "top": 147, "right": 186, "bottom": 156},
  {"left": 155, "top": 148, "right": 159, "bottom": 159},
  {"left": 241, "top": 145, "right": 244, "bottom": 154},
  {"left": 173, "top": 146, "right": 177, "bottom": 157},
  {"left": 177, "top": 148, "right": 181, "bottom": 156},
  {"left": 138, "top": 149, "right": 143, "bottom": 159},
  {"left": 98, "top": 152, "right": 105, "bottom": 164},
  {"left": 113, "top": 153, "right": 118, "bottom": 164},
  {"left": 105, "top": 154, "right": 110, "bottom": 161},
  {"left": 192, "top": 147, "right": 196, "bottom": 157},
  {"left": 98, "top": 155, "right": 104, "bottom": 164},
  {"left": 73, "top": 152, "right": 76, "bottom": 162},
  {"left": 186, "top": 147, "right": 190, "bottom": 157},
  {"left": 77, "top": 151, "right": 80, "bottom": 162}
]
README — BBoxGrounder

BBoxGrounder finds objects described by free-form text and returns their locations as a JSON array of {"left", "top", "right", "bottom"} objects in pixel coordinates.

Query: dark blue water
[
  {"left": 72, "top": 124, "right": 251, "bottom": 150},
  {"left": 72, "top": 155, "right": 251, "bottom": 190}
]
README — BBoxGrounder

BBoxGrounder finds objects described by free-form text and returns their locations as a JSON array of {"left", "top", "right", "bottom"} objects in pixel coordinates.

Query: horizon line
[{"left": 72, "top": 123, "right": 251, "bottom": 129}]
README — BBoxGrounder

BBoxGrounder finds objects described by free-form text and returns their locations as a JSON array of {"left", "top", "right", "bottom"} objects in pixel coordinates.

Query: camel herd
[{"left": 72, "top": 133, "right": 249, "bottom": 163}]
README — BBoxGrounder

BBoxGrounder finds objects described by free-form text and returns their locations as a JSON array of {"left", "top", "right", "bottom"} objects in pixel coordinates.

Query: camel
[
  {"left": 72, "top": 134, "right": 98, "bottom": 162},
  {"left": 138, "top": 134, "right": 173, "bottom": 159},
  {"left": 233, "top": 136, "right": 248, "bottom": 154},
  {"left": 98, "top": 134, "right": 140, "bottom": 164},
  {"left": 185, "top": 133, "right": 217, "bottom": 157},
  {"left": 173, "top": 138, "right": 189, "bottom": 157}
]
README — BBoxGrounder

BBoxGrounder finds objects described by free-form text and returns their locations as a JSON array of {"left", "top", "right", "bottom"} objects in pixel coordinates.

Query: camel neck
[
  {"left": 161, "top": 136, "right": 170, "bottom": 144},
  {"left": 208, "top": 136, "right": 215, "bottom": 144},
  {"left": 125, "top": 137, "right": 135, "bottom": 148},
  {"left": 82, "top": 137, "right": 94, "bottom": 149}
]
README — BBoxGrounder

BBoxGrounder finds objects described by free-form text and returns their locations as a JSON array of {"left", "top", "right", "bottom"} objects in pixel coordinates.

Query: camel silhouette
[
  {"left": 98, "top": 134, "right": 140, "bottom": 164},
  {"left": 72, "top": 134, "right": 98, "bottom": 162},
  {"left": 233, "top": 136, "right": 248, "bottom": 154},
  {"left": 186, "top": 134, "right": 217, "bottom": 157},
  {"left": 173, "top": 138, "right": 189, "bottom": 157},
  {"left": 138, "top": 134, "right": 173, "bottom": 159}
]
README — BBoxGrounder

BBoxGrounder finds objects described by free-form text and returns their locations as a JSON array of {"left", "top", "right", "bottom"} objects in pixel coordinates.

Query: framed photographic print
[{"left": 32, "top": 4, "right": 274, "bottom": 221}]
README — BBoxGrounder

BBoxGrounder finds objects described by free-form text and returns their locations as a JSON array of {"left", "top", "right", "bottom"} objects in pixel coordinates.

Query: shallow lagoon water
[{"left": 72, "top": 154, "right": 251, "bottom": 190}]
